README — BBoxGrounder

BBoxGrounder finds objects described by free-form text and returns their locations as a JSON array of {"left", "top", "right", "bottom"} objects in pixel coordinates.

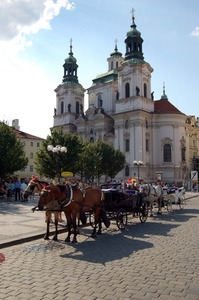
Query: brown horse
[
  {"left": 23, "top": 177, "right": 49, "bottom": 201},
  {"left": 37, "top": 184, "right": 104, "bottom": 243}
]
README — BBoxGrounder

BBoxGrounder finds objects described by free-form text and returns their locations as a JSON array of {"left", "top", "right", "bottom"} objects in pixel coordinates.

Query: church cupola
[
  {"left": 161, "top": 83, "right": 168, "bottom": 100},
  {"left": 124, "top": 9, "right": 144, "bottom": 61},
  {"left": 62, "top": 39, "right": 78, "bottom": 84},
  {"left": 107, "top": 40, "right": 124, "bottom": 71}
]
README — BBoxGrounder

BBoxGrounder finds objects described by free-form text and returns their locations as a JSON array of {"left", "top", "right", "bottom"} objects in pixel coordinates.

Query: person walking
[
  {"left": 15, "top": 179, "right": 21, "bottom": 201},
  {"left": 20, "top": 181, "right": 27, "bottom": 201}
]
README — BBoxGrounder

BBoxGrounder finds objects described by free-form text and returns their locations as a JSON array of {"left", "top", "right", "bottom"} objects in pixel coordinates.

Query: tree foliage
[
  {"left": 35, "top": 128, "right": 126, "bottom": 182},
  {"left": 0, "top": 122, "right": 28, "bottom": 179},
  {"left": 83, "top": 140, "right": 126, "bottom": 183},
  {"left": 35, "top": 128, "right": 83, "bottom": 179}
]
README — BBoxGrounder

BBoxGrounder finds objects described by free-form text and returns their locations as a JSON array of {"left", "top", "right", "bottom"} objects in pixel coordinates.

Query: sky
[{"left": 1, "top": 0, "right": 199, "bottom": 139}]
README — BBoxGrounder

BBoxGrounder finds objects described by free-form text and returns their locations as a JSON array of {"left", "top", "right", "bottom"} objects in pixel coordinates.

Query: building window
[
  {"left": 125, "top": 83, "right": 130, "bottom": 98},
  {"left": 61, "top": 101, "right": 64, "bottom": 114},
  {"left": 125, "top": 139, "right": 129, "bottom": 152},
  {"left": 90, "top": 137, "right": 94, "bottom": 142},
  {"left": 98, "top": 95, "right": 103, "bottom": 108},
  {"left": 163, "top": 144, "right": 171, "bottom": 162},
  {"left": 116, "top": 61, "right": 118, "bottom": 68},
  {"left": 125, "top": 165, "right": 129, "bottom": 176},
  {"left": 144, "top": 83, "right": 147, "bottom": 98},
  {"left": 30, "top": 142, "right": 33, "bottom": 147},
  {"left": 22, "top": 141, "right": 26, "bottom": 146},
  {"left": 37, "top": 142, "right": 40, "bottom": 147},
  {"left": 146, "top": 139, "right": 149, "bottom": 152},
  {"left": 20, "top": 168, "right": 26, "bottom": 172},
  {"left": 30, "top": 152, "right": 33, "bottom": 159},
  {"left": 30, "top": 165, "right": 33, "bottom": 172}
]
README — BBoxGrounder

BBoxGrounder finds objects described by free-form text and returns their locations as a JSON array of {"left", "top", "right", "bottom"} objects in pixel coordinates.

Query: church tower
[{"left": 52, "top": 40, "right": 86, "bottom": 133}]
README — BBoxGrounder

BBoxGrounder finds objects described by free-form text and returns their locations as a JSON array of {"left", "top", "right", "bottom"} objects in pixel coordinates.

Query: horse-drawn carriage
[
  {"left": 162, "top": 186, "right": 186, "bottom": 212},
  {"left": 100, "top": 183, "right": 148, "bottom": 230}
]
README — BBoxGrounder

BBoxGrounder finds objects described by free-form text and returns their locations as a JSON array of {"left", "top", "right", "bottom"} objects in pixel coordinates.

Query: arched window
[
  {"left": 98, "top": 95, "right": 103, "bottom": 108},
  {"left": 61, "top": 101, "right": 64, "bottom": 114},
  {"left": 144, "top": 83, "right": 147, "bottom": 98},
  {"left": 125, "top": 83, "right": 130, "bottom": 98},
  {"left": 164, "top": 144, "right": 171, "bottom": 162},
  {"left": 126, "top": 139, "right": 129, "bottom": 152},
  {"left": 76, "top": 101, "right": 79, "bottom": 115},
  {"left": 125, "top": 165, "right": 129, "bottom": 176}
]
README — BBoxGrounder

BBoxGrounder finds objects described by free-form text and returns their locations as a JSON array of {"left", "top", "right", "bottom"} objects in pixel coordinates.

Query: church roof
[{"left": 154, "top": 99, "right": 184, "bottom": 115}]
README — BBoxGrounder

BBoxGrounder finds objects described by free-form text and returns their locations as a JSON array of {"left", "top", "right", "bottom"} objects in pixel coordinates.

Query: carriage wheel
[
  {"left": 166, "top": 200, "right": 172, "bottom": 212},
  {"left": 116, "top": 208, "right": 127, "bottom": 230},
  {"left": 139, "top": 206, "right": 148, "bottom": 223}
]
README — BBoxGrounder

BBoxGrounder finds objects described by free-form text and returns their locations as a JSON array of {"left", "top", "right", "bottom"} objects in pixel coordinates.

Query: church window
[
  {"left": 98, "top": 95, "right": 103, "bottom": 108},
  {"left": 61, "top": 101, "right": 64, "bottom": 114},
  {"left": 125, "top": 165, "right": 129, "bottom": 176},
  {"left": 76, "top": 101, "right": 79, "bottom": 114},
  {"left": 111, "top": 61, "right": 113, "bottom": 70},
  {"left": 127, "top": 43, "right": 132, "bottom": 52},
  {"left": 126, "top": 139, "right": 129, "bottom": 152},
  {"left": 125, "top": 83, "right": 130, "bottom": 98},
  {"left": 163, "top": 144, "right": 171, "bottom": 162},
  {"left": 144, "top": 83, "right": 147, "bottom": 98},
  {"left": 146, "top": 139, "right": 149, "bottom": 152}
]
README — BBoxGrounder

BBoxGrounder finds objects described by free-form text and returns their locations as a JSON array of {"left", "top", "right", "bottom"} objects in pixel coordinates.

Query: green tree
[
  {"left": 35, "top": 128, "right": 83, "bottom": 179},
  {"left": 0, "top": 122, "right": 28, "bottom": 179},
  {"left": 84, "top": 140, "right": 126, "bottom": 184}
]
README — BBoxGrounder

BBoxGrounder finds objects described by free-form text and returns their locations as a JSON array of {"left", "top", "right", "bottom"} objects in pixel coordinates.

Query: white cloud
[
  {"left": 191, "top": 27, "right": 199, "bottom": 37},
  {"left": 0, "top": 0, "right": 75, "bottom": 52},
  {"left": 0, "top": 0, "right": 75, "bottom": 138}
]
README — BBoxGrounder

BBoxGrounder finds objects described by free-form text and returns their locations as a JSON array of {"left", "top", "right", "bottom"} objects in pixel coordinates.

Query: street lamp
[
  {"left": 133, "top": 160, "right": 143, "bottom": 182},
  {"left": 47, "top": 145, "right": 67, "bottom": 182}
]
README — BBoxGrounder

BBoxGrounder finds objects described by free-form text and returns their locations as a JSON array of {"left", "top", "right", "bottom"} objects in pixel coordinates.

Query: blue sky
[{"left": 1, "top": 0, "right": 199, "bottom": 139}]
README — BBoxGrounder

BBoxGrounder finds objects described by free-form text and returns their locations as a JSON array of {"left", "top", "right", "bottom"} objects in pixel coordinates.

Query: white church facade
[{"left": 52, "top": 12, "right": 199, "bottom": 186}]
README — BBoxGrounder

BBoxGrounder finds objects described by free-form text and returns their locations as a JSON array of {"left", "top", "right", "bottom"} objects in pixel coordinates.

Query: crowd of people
[{"left": 0, "top": 179, "right": 28, "bottom": 202}]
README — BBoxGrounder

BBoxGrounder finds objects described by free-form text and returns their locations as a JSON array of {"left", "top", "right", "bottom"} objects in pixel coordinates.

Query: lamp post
[
  {"left": 47, "top": 145, "right": 67, "bottom": 182},
  {"left": 133, "top": 160, "right": 143, "bottom": 183}
]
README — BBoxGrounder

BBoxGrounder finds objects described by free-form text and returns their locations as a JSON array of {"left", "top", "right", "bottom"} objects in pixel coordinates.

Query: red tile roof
[
  {"left": 154, "top": 99, "right": 183, "bottom": 115},
  {"left": 12, "top": 128, "right": 44, "bottom": 140}
]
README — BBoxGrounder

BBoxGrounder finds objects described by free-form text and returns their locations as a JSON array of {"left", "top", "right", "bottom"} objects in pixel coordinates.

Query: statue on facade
[
  {"left": 68, "top": 103, "right": 71, "bottom": 112},
  {"left": 151, "top": 91, "right": 154, "bottom": 100},
  {"left": 54, "top": 108, "right": 56, "bottom": 115},
  {"left": 136, "top": 86, "right": 140, "bottom": 96}
]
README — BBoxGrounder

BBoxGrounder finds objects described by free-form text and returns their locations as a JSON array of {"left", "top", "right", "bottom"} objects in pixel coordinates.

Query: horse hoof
[
  {"left": 91, "top": 234, "right": 97, "bottom": 238},
  {"left": 97, "top": 232, "right": 102, "bottom": 235},
  {"left": 65, "top": 237, "right": 70, "bottom": 243},
  {"left": 44, "top": 236, "right": 49, "bottom": 240},
  {"left": 72, "top": 239, "right": 77, "bottom": 243},
  {"left": 150, "top": 214, "right": 153, "bottom": 217},
  {"left": 52, "top": 236, "right": 58, "bottom": 241}
]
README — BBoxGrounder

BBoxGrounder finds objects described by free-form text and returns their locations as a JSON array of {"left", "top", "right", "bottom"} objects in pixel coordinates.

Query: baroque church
[{"left": 52, "top": 11, "right": 199, "bottom": 185}]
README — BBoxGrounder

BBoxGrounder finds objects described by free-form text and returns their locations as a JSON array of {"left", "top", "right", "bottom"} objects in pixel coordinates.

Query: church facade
[{"left": 52, "top": 12, "right": 199, "bottom": 185}]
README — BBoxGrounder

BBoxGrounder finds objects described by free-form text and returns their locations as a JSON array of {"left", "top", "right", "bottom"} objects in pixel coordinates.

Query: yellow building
[{"left": 11, "top": 119, "right": 44, "bottom": 180}]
